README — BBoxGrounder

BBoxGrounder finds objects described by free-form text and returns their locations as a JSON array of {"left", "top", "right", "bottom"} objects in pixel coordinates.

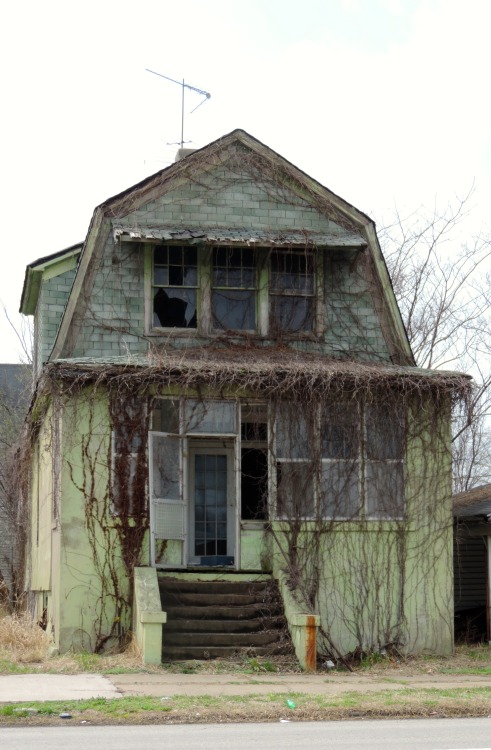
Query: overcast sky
[{"left": 1, "top": 0, "right": 490, "bottom": 362}]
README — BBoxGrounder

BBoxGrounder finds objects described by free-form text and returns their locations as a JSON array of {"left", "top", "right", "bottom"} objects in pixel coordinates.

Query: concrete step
[
  {"left": 161, "top": 591, "right": 271, "bottom": 607},
  {"left": 164, "top": 616, "right": 285, "bottom": 633},
  {"left": 159, "top": 578, "right": 270, "bottom": 596},
  {"left": 158, "top": 574, "right": 292, "bottom": 662},
  {"left": 164, "top": 631, "right": 280, "bottom": 647},
  {"left": 161, "top": 644, "right": 291, "bottom": 661},
  {"left": 163, "top": 603, "right": 282, "bottom": 620}
]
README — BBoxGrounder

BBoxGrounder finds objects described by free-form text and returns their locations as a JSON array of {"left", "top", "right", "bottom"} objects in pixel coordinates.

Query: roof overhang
[
  {"left": 20, "top": 244, "right": 82, "bottom": 315},
  {"left": 112, "top": 224, "right": 368, "bottom": 248},
  {"left": 45, "top": 350, "right": 471, "bottom": 398}
]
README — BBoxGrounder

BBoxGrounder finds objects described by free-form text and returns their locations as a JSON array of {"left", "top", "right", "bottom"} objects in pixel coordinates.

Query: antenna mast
[{"left": 146, "top": 69, "right": 211, "bottom": 148}]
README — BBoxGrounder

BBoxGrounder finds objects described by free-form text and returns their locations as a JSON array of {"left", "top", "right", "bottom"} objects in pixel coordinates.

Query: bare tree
[
  {"left": 379, "top": 190, "right": 491, "bottom": 491},
  {"left": 2, "top": 304, "right": 33, "bottom": 366},
  {"left": 0, "top": 363, "right": 31, "bottom": 607}
]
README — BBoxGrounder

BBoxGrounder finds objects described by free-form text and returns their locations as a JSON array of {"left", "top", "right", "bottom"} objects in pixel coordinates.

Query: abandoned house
[{"left": 18, "top": 129, "right": 470, "bottom": 665}]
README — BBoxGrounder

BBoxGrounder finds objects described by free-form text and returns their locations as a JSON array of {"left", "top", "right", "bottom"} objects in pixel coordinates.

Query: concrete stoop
[{"left": 158, "top": 575, "right": 293, "bottom": 661}]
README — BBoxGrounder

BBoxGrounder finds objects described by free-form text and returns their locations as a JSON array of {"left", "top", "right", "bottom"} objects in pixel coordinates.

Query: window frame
[
  {"left": 269, "top": 248, "right": 316, "bottom": 335},
  {"left": 145, "top": 243, "right": 321, "bottom": 338},
  {"left": 211, "top": 246, "right": 258, "bottom": 332},
  {"left": 151, "top": 244, "right": 199, "bottom": 331},
  {"left": 274, "top": 399, "right": 405, "bottom": 521}
]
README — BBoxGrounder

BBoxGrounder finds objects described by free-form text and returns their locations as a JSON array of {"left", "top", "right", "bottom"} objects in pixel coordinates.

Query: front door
[{"left": 188, "top": 442, "right": 235, "bottom": 566}]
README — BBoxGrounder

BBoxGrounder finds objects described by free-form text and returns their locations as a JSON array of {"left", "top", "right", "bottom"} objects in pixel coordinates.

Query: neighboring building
[
  {"left": 454, "top": 485, "right": 491, "bottom": 642},
  {"left": 0, "top": 363, "right": 30, "bottom": 604},
  {"left": 19, "top": 129, "right": 469, "bottom": 659}
]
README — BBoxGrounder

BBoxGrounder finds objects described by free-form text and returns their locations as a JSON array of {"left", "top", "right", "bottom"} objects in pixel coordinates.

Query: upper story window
[
  {"left": 270, "top": 250, "right": 314, "bottom": 333},
  {"left": 150, "top": 244, "right": 317, "bottom": 337},
  {"left": 153, "top": 246, "right": 198, "bottom": 329},
  {"left": 212, "top": 247, "right": 257, "bottom": 331}
]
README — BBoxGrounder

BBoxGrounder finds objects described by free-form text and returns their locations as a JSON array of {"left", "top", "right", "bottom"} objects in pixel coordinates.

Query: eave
[
  {"left": 20, "top": 243, "right": 82, "bottom": 315},
  {"left": 44, "top": 350, "right": 471, "bottom": 400}
]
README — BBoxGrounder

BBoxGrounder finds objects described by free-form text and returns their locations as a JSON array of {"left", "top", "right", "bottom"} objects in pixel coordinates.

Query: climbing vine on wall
[{"left": 23, "top": 348, "right": 471, "bottom": 655}]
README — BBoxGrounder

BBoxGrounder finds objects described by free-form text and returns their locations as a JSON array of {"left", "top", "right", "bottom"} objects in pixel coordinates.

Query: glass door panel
[{"left": 188, "top": 443, "right": 235, "bottom": 566}]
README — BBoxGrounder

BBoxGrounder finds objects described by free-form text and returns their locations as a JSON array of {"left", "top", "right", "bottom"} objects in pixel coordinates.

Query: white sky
[{"left": 1, "top": 0, "right": 490, "bottom": 362}]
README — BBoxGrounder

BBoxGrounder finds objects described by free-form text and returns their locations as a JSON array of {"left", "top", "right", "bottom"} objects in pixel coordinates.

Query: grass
[
  {"left": 0, "top": 613, "right": 50, "bottom": 663},
  {"left": 1, "top": 688, "right": 491, "bottom": 726},
  {"left": 1, "top": 644, "right": 491, "bottom": 678},
  {"left": 2, "top": 611, "right": 491, "bottom": 725}
]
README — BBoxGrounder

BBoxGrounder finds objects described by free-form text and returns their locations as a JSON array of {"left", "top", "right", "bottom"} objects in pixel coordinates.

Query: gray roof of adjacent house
[{"left": 453, "top": 485, "right": 491, "bottom": 519}]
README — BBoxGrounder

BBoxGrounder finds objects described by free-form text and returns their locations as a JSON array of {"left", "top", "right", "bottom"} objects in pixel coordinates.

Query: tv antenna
[{"left": 146, "top": 69, "right": 211, "bottom": 148}]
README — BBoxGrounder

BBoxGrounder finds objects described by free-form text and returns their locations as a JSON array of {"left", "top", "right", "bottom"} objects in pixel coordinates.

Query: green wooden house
[{"left": 19, "top": 130, "right": 468, "bottom": 664}]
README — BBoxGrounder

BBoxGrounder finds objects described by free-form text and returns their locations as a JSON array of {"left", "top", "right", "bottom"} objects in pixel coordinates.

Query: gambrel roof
[{"left": 21, "top": 129, "right": 414, "bottom": 364}]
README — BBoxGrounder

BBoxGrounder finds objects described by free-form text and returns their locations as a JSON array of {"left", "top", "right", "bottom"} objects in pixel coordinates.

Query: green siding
[
  {"left": 72, "top": 161, "right": 391, "bottom": 361},
  {"left": 36, "top": 268, "right": 77, "bottom": 370}
]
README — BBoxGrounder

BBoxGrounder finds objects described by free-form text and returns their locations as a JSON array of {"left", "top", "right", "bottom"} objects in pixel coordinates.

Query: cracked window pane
[{"left": 153, "top": 246, "right": 198, "bottom": 328}]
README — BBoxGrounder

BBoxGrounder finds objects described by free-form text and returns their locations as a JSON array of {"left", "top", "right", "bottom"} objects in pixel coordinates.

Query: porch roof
[{"left": 46, "top": 348, "right": 471, "bottom": 398}]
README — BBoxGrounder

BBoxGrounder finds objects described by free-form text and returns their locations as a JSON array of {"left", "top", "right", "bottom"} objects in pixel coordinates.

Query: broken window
[
  {"left": 150, "top": 244, "right": 320, "bottom": 336},
  {"left": 151, "top": 398, "right": 180, "bottom": 434},
  {"left": 269, "top": 250, "right": 314, "bottom": 333},
  {"left": 153, "top": 246, "right": 198, "bottom": 328},
  {"left": 212, "top": 247, "right": 257, "bottom": 331}
]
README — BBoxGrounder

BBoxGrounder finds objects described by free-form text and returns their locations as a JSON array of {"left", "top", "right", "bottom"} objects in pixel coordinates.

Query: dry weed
[{"left": 0, "top": 613, "right": 50, "bottom": 663}]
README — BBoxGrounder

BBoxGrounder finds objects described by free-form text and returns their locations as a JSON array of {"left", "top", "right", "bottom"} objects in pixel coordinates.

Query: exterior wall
[
  {"left": 73, "top": 241, "right": 145, "bottom": 359},
  {"left": 56, "top": 394, "right": 136, "bottom": 651},
  {"left": 28, "top": 393, "right": 145, "bottom": 652},
  {"left": 71, "top": 157, "right": 391, "bottom": 362},
  {"left": 324, "top": 251, "right": 388, "bottom": 359},
  {"left": 29, "top": 409, "right": 53, "bottom": 591},
  {"left": 119, "top": 165, "right": 345, "bottom": 233},
  {"left": 269, "top": 398, "right": 454, "bottom": 657},
  {"left": 34, "top": 387, "right": 454, "bottom": 657},
  {"left": 36, "top": 267, "right": 77, "bottom": 370}
]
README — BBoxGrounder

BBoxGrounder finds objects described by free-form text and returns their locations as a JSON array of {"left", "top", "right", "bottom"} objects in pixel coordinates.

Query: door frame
[{"left": 186, "top": 438, "right": 239, "bottom": 567}]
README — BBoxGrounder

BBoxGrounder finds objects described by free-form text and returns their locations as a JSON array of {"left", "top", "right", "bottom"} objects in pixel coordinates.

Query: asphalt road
[{"left": 2, "top": 718, "right": 491, "bottom": 749}]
